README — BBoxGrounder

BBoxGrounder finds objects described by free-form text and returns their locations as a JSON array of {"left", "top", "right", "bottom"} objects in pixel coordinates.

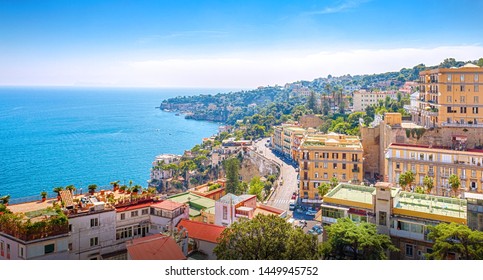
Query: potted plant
[
  {"left": 0, "top": 195, "right": 10, "bottom": 206},
  {"left": 41, "top": 191, "right": 48, "bottom": 202},
  {"left": 119, "top": 185, "right": 127, "bottom": 193},
  {"left": 110, "top": 180, "right": 120, "bottom": 191},
  {"left": 66, "top": 185, "right": 76, "bottom": 194},
  {"left": 53, "top": 186, "right": 64, "bottom": 201},
  {"left": 88, "top": 184, "right": 98, "bottom": 195},
  {"left": 131, "top": 185, "right": 141, "bottom": 195}
]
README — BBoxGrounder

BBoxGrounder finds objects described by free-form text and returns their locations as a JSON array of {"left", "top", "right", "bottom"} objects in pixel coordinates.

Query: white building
[{"left": 353, "top": 90, "right": 398, "bottom": 112}]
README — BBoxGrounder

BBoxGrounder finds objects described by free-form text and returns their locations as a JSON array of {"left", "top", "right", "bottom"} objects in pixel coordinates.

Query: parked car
[{"left": 312, "top": 225, "right": 323, "bottom": 235}]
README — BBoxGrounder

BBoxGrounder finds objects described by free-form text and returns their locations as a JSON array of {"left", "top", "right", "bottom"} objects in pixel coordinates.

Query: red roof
[
  {"left": 126, "top": 234, "right": 186, "bottom": 260},
  {"left": 152, "top": 200, "right": 185, "bottom": 211},
  {"left": 177, "top": 220, "right": 225, "bottom": 244},
  {"left": 115, "top": 200, "right": 154, "bottom": 212},
  {"left": 257, "top": 204, "right": 285, "bottom": 215}
]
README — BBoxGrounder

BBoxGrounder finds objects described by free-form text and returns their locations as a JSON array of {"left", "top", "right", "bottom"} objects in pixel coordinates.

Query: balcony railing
[{"left": 441, "top": 122, "right": 483, "bottom": 128}]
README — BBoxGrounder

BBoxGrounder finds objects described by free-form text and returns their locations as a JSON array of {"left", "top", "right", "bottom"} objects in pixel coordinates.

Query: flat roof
[
  {"left": 151, "top": 200, "right": 185, "bottom": 211},
  {"left": 395, "top": 192, "right": 467, "bottom": 220},
  {"left": 325, "top": 184, "right": 375, "bottom": 205}
]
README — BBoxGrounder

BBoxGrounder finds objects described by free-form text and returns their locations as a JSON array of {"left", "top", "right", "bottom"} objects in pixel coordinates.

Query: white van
[{"left": 289, "top": 199, "right": 296, "bottom": 210}]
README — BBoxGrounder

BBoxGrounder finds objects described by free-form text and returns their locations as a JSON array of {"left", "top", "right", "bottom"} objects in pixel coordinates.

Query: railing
[{"left": 442, "top": 122, "right": 483, "bottom": 128}]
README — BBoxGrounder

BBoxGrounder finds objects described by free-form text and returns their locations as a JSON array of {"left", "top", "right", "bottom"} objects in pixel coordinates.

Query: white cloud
[
  {"left": 306, "top": 0, "right": 370, "bottom": 15},
  {"left": 1, "top": 45, "right": 482, "bottom": 88}
]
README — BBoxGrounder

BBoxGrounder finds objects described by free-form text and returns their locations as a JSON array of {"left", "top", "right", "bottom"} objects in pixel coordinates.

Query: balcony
[
  {"left": 442, "top": 122, "right": 483, "bottom": 128},
  {"left": 390, "top": 228, "right": 427, "bottom": 242},
  {"left": 352, "top": 168, "right": 360, "bottom": 173}
]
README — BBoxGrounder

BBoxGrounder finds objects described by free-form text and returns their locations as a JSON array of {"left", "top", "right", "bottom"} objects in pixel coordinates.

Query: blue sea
[{"left": 0, "top": 87, "right": 224, "bottom": 201}]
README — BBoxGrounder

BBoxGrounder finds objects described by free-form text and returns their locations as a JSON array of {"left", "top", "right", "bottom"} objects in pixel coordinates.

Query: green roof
[
  {"left": 168, "top": 192, "right": 216, "bottom": 217},
  {"left": 395, "top": 192, "right": 467, "bottom": 219}
]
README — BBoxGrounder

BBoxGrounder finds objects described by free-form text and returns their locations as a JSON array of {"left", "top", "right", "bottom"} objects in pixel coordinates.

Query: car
[
  {"left": 291, "top": 194, "right": 296, "bottom": 200},
  {"left": 312, "top": 225, "right": 323, "bottom": 235}
]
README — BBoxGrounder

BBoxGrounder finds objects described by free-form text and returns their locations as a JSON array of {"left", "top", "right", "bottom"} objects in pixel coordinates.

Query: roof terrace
[{"left": 323, "top": 184, "right": 375, "bottom": 210}]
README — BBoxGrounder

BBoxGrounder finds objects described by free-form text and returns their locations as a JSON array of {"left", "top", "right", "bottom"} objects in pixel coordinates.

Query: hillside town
[{"left": 1, "top": 62, "right": 483, "bottom": 260}]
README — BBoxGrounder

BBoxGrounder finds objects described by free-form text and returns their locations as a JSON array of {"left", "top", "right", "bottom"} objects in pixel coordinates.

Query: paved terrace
[{"left": 167, "top": 192, "right": 215, "bottom": 218}]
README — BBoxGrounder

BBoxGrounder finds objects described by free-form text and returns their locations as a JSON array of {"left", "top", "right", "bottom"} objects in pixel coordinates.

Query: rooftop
[
  {"left": 152, "top": 200, "right": 185, "bottom": 211},
  {"left": 177, "top": 219, "right": 225, "bottom": 243},
  {"left": 218, "top": 193, "right": 255, "bottom": 204},
  {"left": 323, "top": 184, "right": 375, "bottom": 209},
  {"left": 167, "top": 192, "right": 215, "bottom": 217},
  {"left": 126, "top": 234, "right": 186, "bottom": 260}
]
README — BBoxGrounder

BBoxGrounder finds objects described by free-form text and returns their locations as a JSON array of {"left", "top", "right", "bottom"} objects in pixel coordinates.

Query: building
[
  {"left": 149, "top": 154, "right": 181, "bottom": 189},
  {"left": 126, "top": 234, "right": 187, "bottom": 260},
  {"left": 167, "top": 192, "right": 216, "bottom": 224},
  {"left": 386, "top": 143, "right": 483, "bottom": 196},
  {"left": 177, "top": 219, "right": 225, "bottom": 260},
  {"left": 464, "top": 192, "right": 483, "bottom": 231},
  {"left": 149, "top": 200, "right": 189, "bottom": 234},
  {"left": 214, "top": 193, "right": 287, "bottom": 227},
  {"left": 319, "top": 183, "right": 467, "bottom": 259},
  {"left": 353, "top": 90, "right": 398, "bottom": 112},
  {"left": 298, "top": 133, "right": 364, "bottom": 203},
  {"left": 406, "top": 64, "right": 483, "bottom": 128},
  {"left": 271, "top": 122, "right": 307, "bottom": 160},
  {"left": 189, "top": 179, "right": 227, "bottom": 201},
  {"left": 211, "top": 138, "right": 252, "bottom": 167}
]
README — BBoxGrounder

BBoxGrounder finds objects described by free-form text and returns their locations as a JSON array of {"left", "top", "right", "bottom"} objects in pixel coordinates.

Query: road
[{"left": 254, "top": 138, "right": 298, "bottom": 212}]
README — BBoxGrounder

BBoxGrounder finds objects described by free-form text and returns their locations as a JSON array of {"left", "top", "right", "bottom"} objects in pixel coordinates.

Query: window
[
  {"left": 68, "top": 243, "right": 73, "bottom": 251},
  {"left": 420, "top": 153, "right": 424, "bottom": 161},
  {"left": 315, "top": 173, "right": 319, "bottom": 178},
  {"left": 460, "top": 96, "right": 465, "bottom": 103},
  {"left": 323, "top": 173, "right": 328, "bottom": 179},
  {"left": 323, "top": 162, "right": 328, "bottom": 169},
  {"left": 0, "top": 241, "right": 3, "bottom": 257},
  {"left": 461, "top": 85, "right": 465, "bottom": 92},
  {"left": 223, "top": 206, "right": 228, "bottom": 220},
  {"left": 131, "top": 210, "right": 138, "bottom": 217},
  {"left": 410, "top": 152, "right": 415, "bottom": 159},
  {"left": 18, "top": 247, "right": 24, "bottom": 258},
  {"left": 461, "top": 74, "right": 465, "bottom": 82},
  {"left": 447, "top": 106, "right": 453, "bottom": 113},
  {"left": 69, "top": 224, "right": 73, "bottom": 232},
  {"left": 315, "top": 162, "right": 319, "bottom": 168},
  {"left": 342, "top": 173, "right": 346, "bottom": 180},
  {"left": 405, "top": 244, "right": 414, "bottom": 257},
  {"left": 342, "top": 153, "right": 346, "bottom": 160},
  {"left": 333, "top": 173, "right": 337, "bottom": 178},
  {"left": 447, "top": 95, "right": 452, "bottom": 102},
  {"left": 120, "top": 213, "right": 125, "bottom": 220},
  {"left": 44, "top": 244, "right": 55, "bottom": 254},
  {"left": 447, "top": 74, "right": 452, "bottom": 81},
  {"left": 396, "top": 163, "right": 400, "bottom": 169},
  {"left": 342, "top": 163, "right": 346, "bottom": 170},
  {"left": 460, "top": 107, "right": 467, "bottom": 114},
  {"left": 142, "top": 209, "right": 148, "bottom": 215},
  {"left": 447, "top": 85, "right": 452, "bottom": 92},
  {"left": 315, "top": 152, "right": 319, "bottom": 159},
  {"left": 90, "top": 237, "right": 99, "bottom": 247},
  {"left": 475, "top": 96, "right": 479, "bottom": 103},
  {"left": 475, "top": 85, "right": 479, "bottom": 92},
  {"left": 6, "top": 244, "right": 10, "bottom": 259},
  {"left": 90, "top": 218, "right": 99, "bottom": 228},
  {"left": 333, "top": 163, "right": 338, "bottom": 169},
  {"left": 428, "top": 154, "right": 433, "bottom": 161},
  {"left": 475, "top": 74, "right": 479, "bottom": 82},
  {"left": 379, "top": 211, "right": 387, "bottom": 226},
  {"left": 473, "top": 107, "right": 479, "bottom": 114}
]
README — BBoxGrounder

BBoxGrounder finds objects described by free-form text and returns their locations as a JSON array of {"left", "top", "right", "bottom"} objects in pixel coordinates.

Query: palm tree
[
  {"left": 398, "top": 173, "right": 408, "bottom": 191},
  {"left": 88, "top": 184, "right": 98, "bottom": 194},
  {"left": 0, "top": 195, "right": 10, "bottom": 205},
  {"left": 423, "top": 176, "right": 434, "bottom": 194},
  {"left": 110, "top": 180, "right": 120, "bottom": 191},
  {"left": 317, "top": 182, "right": 331, "bottom": 198},
  {"left": 66, "top": 185, "right": 76, "bottom": 194},
  {"left": 405, "top": 171, "right": 415, "bottom": 192},
  {"left": 448, "top": 174, "right": 461, "bottom": 197},
  {"left": 53, "top": 186, "right": 64, "bottom": 195}
]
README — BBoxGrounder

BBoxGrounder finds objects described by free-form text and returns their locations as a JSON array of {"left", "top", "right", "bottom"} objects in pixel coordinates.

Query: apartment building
[
  {"left": 406, "top": 63, "right": 483, "bottom": 128},
  {"left": 386, "top": 143, "right": 483, "bottom": 196},
  {"left": 353, "top": 90, "right": 398, "bottom": 112},
  {"left": 319, "top": 182, "right": 467, "bottom": 259},
  {"left": 298, "top": 132, "right": 364, "bottom": 203},
  {"left": 271, "top": 123, "right": 306, "bottom": 160}
]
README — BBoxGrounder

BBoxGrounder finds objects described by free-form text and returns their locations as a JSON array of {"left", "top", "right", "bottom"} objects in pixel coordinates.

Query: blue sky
[{"left": 1, "top": 0, "right": 482, "bottom": 88}]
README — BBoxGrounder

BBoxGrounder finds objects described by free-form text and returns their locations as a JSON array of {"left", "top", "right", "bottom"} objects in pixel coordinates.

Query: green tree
[
  {"left": 423, "top": 176, "right": 434, "bottom": 194},
  {"left": 214, "top": 215, "right": 322, "bottom": 260},
  {"left": 52, "top": 186, "right": 64, "bottom": 196},
  {"left": 317, "top": 182, "right": 331, "bottom": 198},
  {"left": 248, "top": 176, "right": 265, "bottom": 201},
  {"left": 224, "top": 157, "right": 240, "bottom": 194},
  {"left": 322, "top": 218, "right": 397, "bottom": 260},
  {"left": 448, "top": 174, "right": 461, "bottom": 196},
  {"left": 477, "top": 58, "right": 483, "bottom": 67},
  {"left": 65, "top": 185, "right": 76, "bottom": 193},
  {"left": 427, "top": 223, "right": 483, "bottom": 260},
  {"left": 307, "top": 91, "right": 317, "bottom": 113},
  {"left": 398, "top": 171, "right": 415, "bottom": 191},
  {"left": 329, "top": 177, "right": 339, "bottom": 189}
]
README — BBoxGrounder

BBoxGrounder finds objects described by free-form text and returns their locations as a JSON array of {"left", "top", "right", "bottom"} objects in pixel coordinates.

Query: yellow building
[
  {"left": 318, "top": 182, "right": 467, "bottom": 260},
  {"left": 298, "top": 132, "right": 363, "bottom": 203},
  {"left": 407, "top": 63, "right": 483, "bottom": 128},
  {"left": 271, "top": 123, "right": 306, "bottom": 160},
  {"left": 386, "top": 143, "right": 483, "bottom": 196}
]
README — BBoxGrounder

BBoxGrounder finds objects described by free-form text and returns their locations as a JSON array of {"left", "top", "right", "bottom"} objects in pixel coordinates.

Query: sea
[{"left": 0, "top": 87, "right": 226, "bottom": 202}]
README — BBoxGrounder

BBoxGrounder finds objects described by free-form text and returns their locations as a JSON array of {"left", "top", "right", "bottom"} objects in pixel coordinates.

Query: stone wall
[{"left": 299, "top": 115, "right": 324, "bottom": 128}]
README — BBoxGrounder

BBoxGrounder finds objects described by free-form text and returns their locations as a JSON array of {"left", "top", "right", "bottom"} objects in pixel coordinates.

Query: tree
[
  {"left": 248, "top": 176, "right": 265, "bottom": 201},
  {"left": 322, "top": 218, "right": 397, "bottom": 260},
  {"left": 329, "top": 177, "right": 339, "bottom": 189},
  {"left": 214, "top": 215, "right": 322, "bottom": 260},
  {"left": 307, "top": 91, "right": 317, "bottom": 113},
  {"left": 427, "top": 223, "right": 483, "bottom": 260},
  {"left": 317, "top": 182, "right": 331, "bottom": 198},
  {"left": 398, "top": 171, "right": 415, "bottom": 191},
  {"left": 53, "top": 186, "right": 64, "bottom": 196},
  {"left": 66, "top": 185, "right": 76, "bottom": 193},
  {"left": 423, "top": 176, "right": 434, "bottom": 194},
  {"left": 448, "top": 174, "right": 461, "bottom": 196},
  {"left": 224, "top": 157, "right": 240, "bottom": 194}
]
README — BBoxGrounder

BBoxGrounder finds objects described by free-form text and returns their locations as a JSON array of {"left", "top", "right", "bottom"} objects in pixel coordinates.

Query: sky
[{"left": 1, "top": 0, "right": 482, "bottom": 88}]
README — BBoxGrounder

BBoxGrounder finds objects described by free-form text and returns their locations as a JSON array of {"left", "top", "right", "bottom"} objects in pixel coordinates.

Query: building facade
[
  {"left": 353, "top": 90, "right": 398, "bottom": 112},
  {"left": 386, "top": 143, "right": 483, "bottom": 196},
  {"left": 406, "top": 64, "right": 483, "bottom": 128},
  {"left": 298, "top": 132, "right": 364, "bottom": 203}
]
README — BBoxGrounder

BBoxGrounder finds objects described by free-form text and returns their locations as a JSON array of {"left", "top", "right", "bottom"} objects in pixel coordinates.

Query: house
[
  {"left": 149, "top": 200, "right": 189, "bottom": 233},
  {"left": 177, "top": 219, "right": 225, "bottom": 260}
]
